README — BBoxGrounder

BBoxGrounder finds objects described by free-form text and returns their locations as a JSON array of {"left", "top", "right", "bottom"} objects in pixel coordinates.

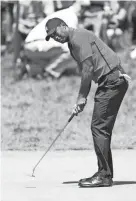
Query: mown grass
[{"left": 1, "top": 51, "right": 136, "bottom": 150}]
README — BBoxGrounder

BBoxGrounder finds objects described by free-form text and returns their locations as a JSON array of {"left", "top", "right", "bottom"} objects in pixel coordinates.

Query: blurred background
[{"left": 1, "top": 0, "right": 136, "bottom": 151}]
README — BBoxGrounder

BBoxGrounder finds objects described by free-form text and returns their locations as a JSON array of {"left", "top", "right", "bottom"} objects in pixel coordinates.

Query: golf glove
[{"left": 73, "top": 98, "right": 87, "bottom": 116}]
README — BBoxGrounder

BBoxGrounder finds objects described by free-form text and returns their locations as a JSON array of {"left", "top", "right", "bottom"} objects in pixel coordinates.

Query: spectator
[
  {"left": 53, "top": 0, "right": 74, "bottom": 12},
  {"left": 100, "top": 1, "right": 129, "bottom": 49},
  {"left": 14, "top": 1, "right": 81, "bottom": 80},
  {"left": 1, "top": 1, "right": 15, "bottom": 53},
  {"left": 131, "top": 3, "right": 136, "bottom": 44},
  {"left": 79, "top": 0, "right": 105, "bottom": 36},
  {"left": 1, "top": 1, "right": 7, "bottom": 46},
  {"left": 13, "top": 1, "right": 46, "bottom": 68},
  {"left": 111, "top": 1, "right": 127, "bottom": 31},
  {"left": 130, "top": 2, "right": 136, "bottom": 60}
]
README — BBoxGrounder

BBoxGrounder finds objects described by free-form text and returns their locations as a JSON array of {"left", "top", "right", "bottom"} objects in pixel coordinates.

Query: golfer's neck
[{"left": 67, "top": 27, "right": 75, "bottom": 42}]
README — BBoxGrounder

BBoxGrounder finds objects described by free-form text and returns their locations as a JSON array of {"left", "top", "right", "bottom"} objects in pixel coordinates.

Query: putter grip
[{"left": 68, "top": 113, "right": 75, "bottom": 122}]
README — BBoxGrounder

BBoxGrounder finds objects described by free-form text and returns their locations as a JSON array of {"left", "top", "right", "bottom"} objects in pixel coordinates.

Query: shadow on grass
[
  {"left": 113, "top": 181, "right": 136, "bottom": 186},
  {"left": 63, "top": 181, "right": 78, "bottom": 184}
]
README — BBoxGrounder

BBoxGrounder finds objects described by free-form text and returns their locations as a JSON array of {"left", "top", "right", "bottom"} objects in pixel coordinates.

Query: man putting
[{"left": 45, "top": 17, "right": 130, "bottom": 188}]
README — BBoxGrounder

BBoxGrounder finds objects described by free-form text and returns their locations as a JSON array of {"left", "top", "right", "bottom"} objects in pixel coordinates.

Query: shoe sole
[{"left": 78, "top": 182, "right": 113, "bottom": 188}]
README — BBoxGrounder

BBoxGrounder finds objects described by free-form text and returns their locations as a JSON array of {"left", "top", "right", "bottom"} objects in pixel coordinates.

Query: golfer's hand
[{"left": 73, "top": 98, "right": 87, "bottom": 116}]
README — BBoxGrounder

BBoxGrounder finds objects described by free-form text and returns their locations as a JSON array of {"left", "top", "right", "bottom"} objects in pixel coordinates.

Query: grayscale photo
[{"left": 1, "top": 0, "right": 136, "bottom": 200}]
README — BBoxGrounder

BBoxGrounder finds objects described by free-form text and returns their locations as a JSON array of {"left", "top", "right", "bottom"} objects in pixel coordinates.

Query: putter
[{"left": 31, "top": 113, "right": 75, "bottom": 177}]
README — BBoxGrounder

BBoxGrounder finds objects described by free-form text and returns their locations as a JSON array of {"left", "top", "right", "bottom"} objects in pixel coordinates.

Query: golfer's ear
[{"left": 56, "top": 26, "right": 60, "bottom": 31}]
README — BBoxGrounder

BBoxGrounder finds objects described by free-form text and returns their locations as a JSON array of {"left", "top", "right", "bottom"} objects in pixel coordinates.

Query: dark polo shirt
[{"left": 68, "top": 28, "right": 121, "bottom": 83}]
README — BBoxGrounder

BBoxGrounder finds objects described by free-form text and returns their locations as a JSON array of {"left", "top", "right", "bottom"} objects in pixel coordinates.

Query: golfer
[{"left": 45, "top": 17, "right": 130, "bottom": 188}]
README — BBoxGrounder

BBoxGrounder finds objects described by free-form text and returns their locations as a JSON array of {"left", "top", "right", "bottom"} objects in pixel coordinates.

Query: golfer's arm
[{"left": 77, "top": 58, "right": 93, "bottom": 101}]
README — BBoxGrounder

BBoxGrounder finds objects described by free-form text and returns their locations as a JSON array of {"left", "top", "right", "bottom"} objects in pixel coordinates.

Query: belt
[
  {"left": 98, "top": 65, "right": 131, "bottom": 86},
  {"left": 98, "top": 66, "right": 120, "bottom": 86}
]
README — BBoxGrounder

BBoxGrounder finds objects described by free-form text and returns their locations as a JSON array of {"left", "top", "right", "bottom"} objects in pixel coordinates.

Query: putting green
[{"left": 1, "top": 150, "right": 136, "bottom": 201}]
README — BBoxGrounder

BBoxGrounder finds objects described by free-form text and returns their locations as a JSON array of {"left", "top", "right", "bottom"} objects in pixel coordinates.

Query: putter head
[
  {"left": 24, "top": 173, "right": 35, "bottom": 178},
  {"left": 31, "top": 168, "right": 36, "bottom": 177},
  {"left": 31, "top": 174, "right": 35, "bottom": 177}
]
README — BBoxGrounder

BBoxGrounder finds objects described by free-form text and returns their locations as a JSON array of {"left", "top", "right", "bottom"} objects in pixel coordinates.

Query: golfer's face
[{"left": 51, "top": 26, "right": 67, "bottom": 43}]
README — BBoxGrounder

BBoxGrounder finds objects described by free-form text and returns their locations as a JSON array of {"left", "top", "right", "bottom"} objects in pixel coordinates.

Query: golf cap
[{"left": 45, "top": 18, "right": 64, "bottom": 41}]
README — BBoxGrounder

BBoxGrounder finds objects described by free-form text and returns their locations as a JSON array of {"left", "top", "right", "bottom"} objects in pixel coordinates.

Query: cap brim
[
  {"left": 45, "top": 28, "right": 56, "bottom": 41},
  {"left": 45, "top": 35, "right": 50, "bottom": 41}
]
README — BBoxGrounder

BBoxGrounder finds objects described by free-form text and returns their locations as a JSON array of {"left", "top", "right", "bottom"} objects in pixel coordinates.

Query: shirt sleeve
[{"left": 73, "top": 35, "right": 93, "bottom": 63}]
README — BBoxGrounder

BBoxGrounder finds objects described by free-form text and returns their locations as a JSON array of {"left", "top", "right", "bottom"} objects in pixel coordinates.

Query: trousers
[{"left": 91, "top": 66, "right": 128, "bottom": 178}]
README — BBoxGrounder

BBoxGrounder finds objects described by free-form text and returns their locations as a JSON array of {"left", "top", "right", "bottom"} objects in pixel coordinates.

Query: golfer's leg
[
  {"left": 91, "top": 95, "right": 113, "bottom": 177},
  {"left": 108, "top": 145, "right": 113, "bottom": 177},
  {"left": 105, "top": 81, "right": 128, "bottom": 177},
  {"left": 91, "top": 79, "right": 128, "bottom": 178}
]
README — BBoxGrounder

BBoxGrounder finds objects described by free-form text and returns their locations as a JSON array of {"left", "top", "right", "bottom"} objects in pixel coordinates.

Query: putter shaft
[{"left": 31, "top": 113, "right": 75, "bottom": 176}]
